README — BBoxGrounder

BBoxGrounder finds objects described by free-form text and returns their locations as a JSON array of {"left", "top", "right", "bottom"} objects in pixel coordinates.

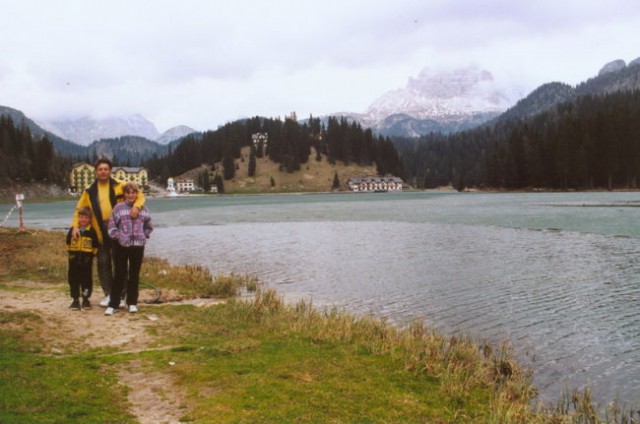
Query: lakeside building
[
  {"left": 112, "top": 166, "right": 148, "bottom": 187},
  {"left": 166, "top": 177, "right": 217, "bottom": 195},
  {"left": 347, "top": 177, "right": 403, "bottom": 192},
  {"left": 174, "top": 179, "right": 196, "bottom": 193},
  {"left": 69, "top": 162, "right": 148, "bottom": 193},
  {"left": 68, "top": 162, "right": 95, "bottom": 194}
]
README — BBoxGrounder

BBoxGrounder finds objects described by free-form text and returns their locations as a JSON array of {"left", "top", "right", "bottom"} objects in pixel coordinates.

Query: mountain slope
[
  {"left": 155, "top": 125, "right": 196, "bottom": 144},
  {"left": 88, "top": 136, "right": 168, "bottom": 165},
  {"left": 493, "top": 56, "right": 640, "bottom": 126},
  {"left": 496, "top": 82, "right": 576, "bottom": 122},
  {"left": 0, "top": 105, "right": 87, "bottom": 157},
  {"left": 177, "top": 146, "right": 380, "bottom": 194}
]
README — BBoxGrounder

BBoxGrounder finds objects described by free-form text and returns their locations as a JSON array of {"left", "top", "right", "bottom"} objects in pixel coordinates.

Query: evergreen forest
[
  {"left": 396, "top": 89, "right": 640, "bottom": 190},
  {"left": 0, "top": 116, "right": 72, "bottom": 187}
]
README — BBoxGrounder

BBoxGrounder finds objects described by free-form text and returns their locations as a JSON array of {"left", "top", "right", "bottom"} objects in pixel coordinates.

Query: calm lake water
[{"left": 7, "top": 191, "right": 640, "bottom": 405}]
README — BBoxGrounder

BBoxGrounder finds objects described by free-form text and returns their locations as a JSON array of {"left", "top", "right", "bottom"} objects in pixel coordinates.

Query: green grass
[
  {"left": 139, "top": 292, "right": 510, "bottom": 423},
  {"left": 0, "top": 316, "right": 134, "bottom": 423}
]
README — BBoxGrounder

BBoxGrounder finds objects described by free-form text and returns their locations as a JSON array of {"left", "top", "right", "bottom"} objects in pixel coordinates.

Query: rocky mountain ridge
[
  {"left": 368, "top": 67, "right": 514, "bottom": 120},
  {"left": 329, "top": 66, "right": 521, "bottom": 137}
]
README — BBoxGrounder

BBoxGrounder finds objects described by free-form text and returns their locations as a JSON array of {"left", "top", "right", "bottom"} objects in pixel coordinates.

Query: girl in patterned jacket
[{"left": 105, "top": 182, "right": 153, "bottom": 315}]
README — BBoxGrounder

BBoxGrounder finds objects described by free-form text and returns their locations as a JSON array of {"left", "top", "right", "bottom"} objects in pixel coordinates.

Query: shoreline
[{"left": 4, "top": 185, "right": 640, "bottom": 204}]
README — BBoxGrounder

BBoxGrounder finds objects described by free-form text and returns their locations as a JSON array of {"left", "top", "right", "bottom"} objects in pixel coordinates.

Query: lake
[{"left": 6, "top": 190, "right": 640, "bottom": 405}]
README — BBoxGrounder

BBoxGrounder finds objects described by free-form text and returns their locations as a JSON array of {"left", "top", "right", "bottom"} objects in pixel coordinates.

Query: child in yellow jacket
[{"left": 66, "top": 207, "right": 99, "bottom": 310}]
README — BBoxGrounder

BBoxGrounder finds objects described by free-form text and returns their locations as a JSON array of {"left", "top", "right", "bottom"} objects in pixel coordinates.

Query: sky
[{"left": 1, "top": 0, "right": 639, "bottom": 133}]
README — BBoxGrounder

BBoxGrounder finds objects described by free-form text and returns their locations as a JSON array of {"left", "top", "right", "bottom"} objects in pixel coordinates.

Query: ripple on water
[{"left": 146, "top": 217, "right": 640, "bottom": 406}]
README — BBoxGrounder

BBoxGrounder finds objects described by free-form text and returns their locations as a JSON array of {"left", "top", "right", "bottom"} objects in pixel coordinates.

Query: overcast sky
[{"left": 1, "top": 0, "right": 639, "bottom": 133}]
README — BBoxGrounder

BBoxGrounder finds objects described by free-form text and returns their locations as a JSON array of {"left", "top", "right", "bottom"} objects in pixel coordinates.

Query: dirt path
[{"left": 1, "top": 281, "right": 221, "bottom": 424}]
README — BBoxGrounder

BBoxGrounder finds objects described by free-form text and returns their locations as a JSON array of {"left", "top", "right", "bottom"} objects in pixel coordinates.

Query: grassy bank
[{"left": 0, "top": 228, "right": 636, "bottom": 423}]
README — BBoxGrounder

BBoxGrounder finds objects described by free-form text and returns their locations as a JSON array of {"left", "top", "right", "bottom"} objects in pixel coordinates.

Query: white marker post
[{"left": 15, "top": 193, "right": 25, "bottom": 232}]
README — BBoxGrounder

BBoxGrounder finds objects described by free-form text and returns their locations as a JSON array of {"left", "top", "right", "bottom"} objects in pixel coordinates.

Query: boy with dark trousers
[{"left": 66, "top": 207, "right": 99, "bottom": 310}]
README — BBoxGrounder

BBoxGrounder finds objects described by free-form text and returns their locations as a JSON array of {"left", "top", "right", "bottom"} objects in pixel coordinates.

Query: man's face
[{"left": 96, "top": 164, "right": 111, "bottom": 182}]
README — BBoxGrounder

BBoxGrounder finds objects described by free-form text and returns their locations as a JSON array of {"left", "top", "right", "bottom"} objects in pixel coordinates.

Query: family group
[{"left": 65, "top": 158, "right": 153, "bottom": 316}]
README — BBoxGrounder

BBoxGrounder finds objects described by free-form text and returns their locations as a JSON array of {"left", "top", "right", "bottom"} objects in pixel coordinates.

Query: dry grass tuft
[
  {"left": 142, "top": 257, "right": 257, "bottom": 299},
  {"left": 0, "top": 228, "right": 67, "bottom": 283}
]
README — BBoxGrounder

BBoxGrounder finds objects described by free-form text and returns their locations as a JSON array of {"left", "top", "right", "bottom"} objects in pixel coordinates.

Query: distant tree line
[
  {"left": 0, "top": 116, "right": 71, "bottom": 187},
  {"left": 144, "top": 115, "right": 404, "bottom": 183},
  {"left": 397, "top": 89, "right": 640, "bottom": 190}
]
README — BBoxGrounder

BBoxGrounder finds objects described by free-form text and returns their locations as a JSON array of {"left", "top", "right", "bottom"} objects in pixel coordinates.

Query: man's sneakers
[
  {"left": 104, "top": 307, "right": 117, "bottom": 316},
  {"left": 129, "top": 304, "right": 138, "bottom": 313},
  {"left": 99, "top": 295, "right": 110, "bottom": 308},
  {"left": 82, "top": 297, "right": 91, "bottom": 309}
]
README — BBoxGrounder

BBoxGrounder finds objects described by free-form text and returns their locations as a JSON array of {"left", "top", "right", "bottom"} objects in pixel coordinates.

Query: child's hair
[
  {"left": 123, "top": 182, "right": 139, "bottom": 193},
  {"left": 77, "top": 206, "right": 92, "bottom": 218}
]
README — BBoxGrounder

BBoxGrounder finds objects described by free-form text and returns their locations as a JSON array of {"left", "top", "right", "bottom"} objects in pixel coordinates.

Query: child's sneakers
[
  {"left": 69, "top": 299, "right": 81, "bottom": 310},
  {"left": 104, "top": 307, "right": 117, "bottom": 316},
  {"left": 82, "top": 297, "right": 91, "bottom": 309},
  {"left": 129, "top": 305, "right": 138, "bottom": 313}
]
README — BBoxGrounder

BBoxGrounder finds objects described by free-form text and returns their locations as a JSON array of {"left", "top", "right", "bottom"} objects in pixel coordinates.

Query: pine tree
[
  {"left": 212, "top": 173, "right": 224, "bottom": 193},
  {"left": 201, "top": 170, "right": 211, "bottom": 192},
  {"left": 332, "top": 171, "right": 340, "bottom": 190}
]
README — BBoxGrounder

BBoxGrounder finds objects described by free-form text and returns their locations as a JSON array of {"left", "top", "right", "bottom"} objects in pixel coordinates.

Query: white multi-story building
[
  {"left": 174, "top": 179, "right": 196, "bottom": 193},
  {"left": 347, "top": 177, "right": 403, "bottom": 192}
]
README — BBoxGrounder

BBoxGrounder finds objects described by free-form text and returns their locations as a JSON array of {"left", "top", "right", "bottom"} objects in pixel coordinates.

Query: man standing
[{"left": 71, "top": 158, "right": 145, "bottom": 307}]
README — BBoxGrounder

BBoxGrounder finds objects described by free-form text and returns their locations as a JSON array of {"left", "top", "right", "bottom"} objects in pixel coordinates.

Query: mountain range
[
  {"left": 2, "top": 56, "right": 639, "bottom": 164},
  {"left": 0, "top": 105, "right": 196, "bottom": 161},
  {"left": 36, "top": 114, "right": 196, "bottom": 146}
]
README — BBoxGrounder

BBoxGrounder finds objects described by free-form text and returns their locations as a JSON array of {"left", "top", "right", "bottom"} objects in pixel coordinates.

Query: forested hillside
[
  {"left": 0, "top": 116, "right": 72, "bottom": 188},
  {"left": 89, "top": 136, "right": 168, "bottom": 166},
  {"left": 397, "top": 89, "right": 640, "bottom": 190},
  {"left": 144, "top": 115, "right": 404, "bottom": 184}
]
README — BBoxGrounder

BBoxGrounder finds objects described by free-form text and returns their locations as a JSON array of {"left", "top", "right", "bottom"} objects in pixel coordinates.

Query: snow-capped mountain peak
[{"left": 365, "top": 66, "right": 515, "bottom": 124}]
